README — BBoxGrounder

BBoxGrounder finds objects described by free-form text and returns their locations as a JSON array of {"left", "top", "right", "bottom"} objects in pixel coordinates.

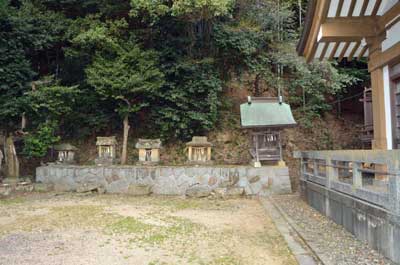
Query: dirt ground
[{"left": 0, "top": 193, "right": 297, "bottom": 265}]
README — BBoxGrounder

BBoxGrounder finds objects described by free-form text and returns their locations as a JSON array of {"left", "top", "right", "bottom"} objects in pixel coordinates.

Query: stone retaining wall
[{"left": 36, "top": 165, "right": 291, "bottom": 196}]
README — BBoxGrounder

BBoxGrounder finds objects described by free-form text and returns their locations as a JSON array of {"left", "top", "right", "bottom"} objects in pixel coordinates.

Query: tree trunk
[
  {"left": 121, "top": 115, "right": 130, "bottom": 165},
  {"left": 254, "top": 74, "right": 261, "bottom": 96},
  {"left": 21, "top": 113, "right": 26, "bottom": 130}
]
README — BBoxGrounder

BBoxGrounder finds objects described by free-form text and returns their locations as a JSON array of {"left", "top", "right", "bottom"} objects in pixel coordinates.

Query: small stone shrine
[
  {"left": 240, "top": 97, "right": 296, "bottom": 167},
  {"left": 135, "top": 139, "right": 162, "bottom": 164},
  {"left": 54, "top": 143, "right": 78, "bottom": 164},
  {"left": 186, "top": 136, "right": 213, "bottom": 164},
  {"left": 95, "top": 136, "right": 117, "bottom": 165}
]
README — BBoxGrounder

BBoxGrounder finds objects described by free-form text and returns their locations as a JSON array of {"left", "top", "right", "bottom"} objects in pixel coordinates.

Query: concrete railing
[{"left": 294, "top": 150, "right": 400, "bottom": 215}]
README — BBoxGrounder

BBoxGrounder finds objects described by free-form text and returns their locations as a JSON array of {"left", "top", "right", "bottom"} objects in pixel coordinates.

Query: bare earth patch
[{"left": 0, "top": 193, "right": 297, "bottom": 265}]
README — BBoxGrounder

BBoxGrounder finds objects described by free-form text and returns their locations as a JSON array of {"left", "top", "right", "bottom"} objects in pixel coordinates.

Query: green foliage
[
  {"left": 27, "top": 82, "right": 79, "bottom": 124},
  {"left": 278, "top": 49, "right": 357, "bottom": 125},
  {"left": 84, "top": 27, "right": 164, "bottom": 118},
  {"left": 0, "top": 2, "right": 35, "bottom": 128},
  {"left": 0, "top": 0, "right": 367, "bottom": 154},
  {"left": 130, "top": 0, "right": 234, "bottom": 21},
  {"left": 23, "top": 121, "right": 60, "bottom": 158},
  {"left": 153, "top": 59, "right": 222, "bottom": 139}
]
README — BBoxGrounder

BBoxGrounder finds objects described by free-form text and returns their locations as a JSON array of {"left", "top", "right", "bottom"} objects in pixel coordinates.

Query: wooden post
[
  {"left": 255, "top": 135, "right": 259, "bottom": 162},
  {"left": 121, "top": 115, "right": 130, "bottom": 164},
  {"left": 188, "top": 146, "right": 192, "bottom": 161},
  {"left": 207, "top": 147, "right": 211, "bottom": 161},
  {"left": 367, "top": 35, "right": 388, "bottom": 150},
  {"left": 370, "top": 68, "right": 388, "bottom": 150}
]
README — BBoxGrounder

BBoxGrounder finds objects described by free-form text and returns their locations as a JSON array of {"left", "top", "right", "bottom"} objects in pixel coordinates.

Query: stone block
[
  {"left": 249, "top": 175, "right": 260, "bottom": 183},
  {"left": 208, "top": 176, "right": 218, "bottom": 186},
  {"left": 186, "top": 185, "right": 211, "bottom": 198},
  {"left": 15, "top": 182, "right": 34, "bottom": 192},
  {"left": 76, "top": 182, "right": 103, "bottom": 193},
  {"left": 226, "top": 187, "right": 244, "bottom": 197},
  {"left": 127, "top": 184, "right": 152, "bottom": 196},
  {"left": 34, "top": 183, "right": 54, "bottom": 192},
  {"left": 0, "top": 184, "right": 12, "bottom": 196},
  {"left": 152, "top": 175, "right": 181, "bottom": 195},
  {"left": 75, "top": 167, "right": 102, "bottom": 183},
  {"left": 212, "top": 188, "right": 227, "bottom": 199},
  {"left": 106, "top": 179, "right": 129, "bottom": 193}
]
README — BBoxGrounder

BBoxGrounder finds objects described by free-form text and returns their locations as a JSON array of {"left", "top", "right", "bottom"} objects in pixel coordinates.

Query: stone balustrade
[{"left": 294, "top": 149, "right": 400, "bottom": 263}]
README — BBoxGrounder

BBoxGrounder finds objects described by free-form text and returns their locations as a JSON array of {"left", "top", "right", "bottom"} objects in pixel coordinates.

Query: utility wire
[{"left": 328, "top": 91, "right": 364, "bottom": 105}]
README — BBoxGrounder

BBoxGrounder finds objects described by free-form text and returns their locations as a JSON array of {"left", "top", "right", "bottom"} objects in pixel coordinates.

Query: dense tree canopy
[{"left": 0, "top": 0, "right": 366, "bottom": 159}]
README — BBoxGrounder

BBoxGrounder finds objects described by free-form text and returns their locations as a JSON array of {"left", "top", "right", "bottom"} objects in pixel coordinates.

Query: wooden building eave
[{"left": 297, "top": 0, "right": 400, "bottom": 63}]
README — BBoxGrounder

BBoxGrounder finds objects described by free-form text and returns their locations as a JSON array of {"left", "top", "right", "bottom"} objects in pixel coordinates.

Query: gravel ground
[
  {"left": 0, "top": 193, "right": 297, "bottom": 265},
  {"left": 271, "top": 194, "right": 393, "bottom": 265}
]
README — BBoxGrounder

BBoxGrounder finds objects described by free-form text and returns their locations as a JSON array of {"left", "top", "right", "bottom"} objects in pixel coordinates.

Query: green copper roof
[{"left": 240, "top": 99, "right": 296, "bottom": 128}]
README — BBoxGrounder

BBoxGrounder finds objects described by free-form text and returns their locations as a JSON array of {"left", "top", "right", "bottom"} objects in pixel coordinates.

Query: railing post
[
  {"left": 313, "top": 159, "right": 319, "bottom": 177},
  {"left": 300, "top": 157, "right": 306, "bottom": 180},
  {"left": 352, "top": 162, "right": 362, "bottom": 189},
  {"left": 388, "top": 160, "right": 400, "bottom": 216},
  {"left": 326, "top": 157, "right": 337, "bottom": 188}
]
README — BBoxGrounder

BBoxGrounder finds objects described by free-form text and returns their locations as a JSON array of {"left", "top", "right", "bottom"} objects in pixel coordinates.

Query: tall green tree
[{"left": 84, "top": 25, "right": 164, "bottom": 164}]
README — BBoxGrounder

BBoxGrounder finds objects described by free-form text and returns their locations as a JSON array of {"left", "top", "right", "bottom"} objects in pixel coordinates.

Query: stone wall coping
[{"left": 40, "top": 164, "right": 287, "bottom": 169}]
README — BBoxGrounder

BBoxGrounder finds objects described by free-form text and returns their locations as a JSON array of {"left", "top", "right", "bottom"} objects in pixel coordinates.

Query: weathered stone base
[
  {"left": 0, "top": 181, "right": 34, "bottom": 197},
  {"left": 300, "top": 179, "right": 400, "bottom": 264},
  {"left": 36, "top": 165, "right": 292, "bottom": 196}
]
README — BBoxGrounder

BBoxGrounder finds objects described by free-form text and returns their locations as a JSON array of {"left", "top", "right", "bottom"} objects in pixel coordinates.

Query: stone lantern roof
[
  {"left": 186, "top": 136, "right": 212, "bottom": 147},
  {"left": 54, "top": 143, "right": 78, "bottom": 151},
  {"left": 135, "top": 139, "right": 162, "bottom": 149},
  {"left": 96, "top": 136, "right": 117, "bottom": 146}
]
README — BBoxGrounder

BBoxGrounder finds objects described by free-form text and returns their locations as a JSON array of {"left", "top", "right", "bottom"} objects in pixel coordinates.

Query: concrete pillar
[
  {"left": 388, "top": 159, "right": 400, "bottom": 215},
  {"left": 313, "top": 159, "right": 319, "bottom": 177},
  {"left": 352, "top": 162, "right": 363, "bottom": 189}
]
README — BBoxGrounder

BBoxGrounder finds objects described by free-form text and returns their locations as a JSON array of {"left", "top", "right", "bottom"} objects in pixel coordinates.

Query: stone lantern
[
  {"left": 186, "top": 136, "right": 213, "bottom": 164},
  {"left": 95, "top": 136, "right": 117, "bottom": 165},
  {"left": 135, "top": 139, "right": 162, "bottom": 164},
  {"left": 54, "top": 143, "right": 78, "bottom": 164}
]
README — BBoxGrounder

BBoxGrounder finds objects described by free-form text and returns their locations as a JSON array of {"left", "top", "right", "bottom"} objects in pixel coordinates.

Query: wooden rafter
[
  {"left": 304, "top": 0, "right": 331, "bottom": 62},
  {"left": 368, "top": 42, "right": 400, "bottom": 71},
  {"left": 357, "top": 45, "right": 368, "bottom": 60},
  {"left": 319, "top": 17, "right": 377, "bottom": 42},
  {"left": 379, "top": 2, "right": 400, "bottom": 27},
  {"left": 336, "top": 0, "right": 344, "bottom": 17},
  {"left": 348, "top": 42, "right": 361, "bottom": 61},
  {"left": 329, "top": 42, "right": 340, "bottom": 59},
  {"left": 348, "top": 0, "right": 357, "bottom": 17},
  {"left": 319, "top": 42, "right": 329, "bottom": 60},
  {"left": 338, "top": 42, "right": 350, "bottom": 62},
  {"left": 372, "top": 0, "right": 382, "bottom": 16},
  {"left": 360, "top": 0, "right": 369, "bottom": 16}
]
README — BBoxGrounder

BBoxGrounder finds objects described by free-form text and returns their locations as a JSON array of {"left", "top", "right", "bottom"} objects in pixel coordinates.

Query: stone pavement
[
  {"left": 261, "top": 198, "right": 319, "bottom": 265},
  {"left": 269, "top": 194, "right": 394, "bottom": 265}
]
